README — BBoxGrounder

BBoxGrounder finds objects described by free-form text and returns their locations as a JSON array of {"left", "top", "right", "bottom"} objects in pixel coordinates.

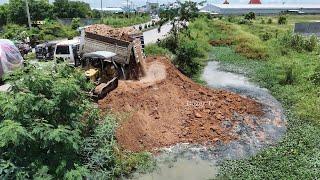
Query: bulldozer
[{"left": 82, "top": 51, "right": 121, "bottom": 99}]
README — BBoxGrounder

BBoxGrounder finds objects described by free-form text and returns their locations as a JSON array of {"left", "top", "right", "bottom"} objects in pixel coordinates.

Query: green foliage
[
  {"left": 145, "top": 44, "right": 172, "bottom": 57},
  {"left": 71, "top": 18, "right": 81, "bottom": 30},
  {"left": 280, "top": 33, "right": 318, "bottom": 52},
  {"left": 53, "top": 0, "right": 91, "bottom": 18},
  {"left": 261, "top": 32, "right": 272, "bottom": 41},
  {"left": 102, "top": 13, "right": 150, "bottom": 28},
  {"left": 1, "top": 24, "right": 29, "bottom": 40},
  {"left": 178, "top": 1, "right": 199, "bottom": 22},
  {"left": 0, "top": 63, "right": 94, "bottom": 178},
  {"left": 6, "top": 0, "right": 53, "bottom": 25},
  {"left": 267, "top": 18, "right": 273, "bottom": 24},
  {"left": 278, "top": 15, "right": 287, "bottom": 24},
  {"left": 207, "top": 17, "right": 320, "bottom": 178},
  {"left": 0, "top": 4, "right": 8, "bottom": 26},
  {"left": 0, "top": 120, "right": 33, "bottom": 148},
  {"left": 83, "top": 116, "right": 154, "bottom": 178},
  {"left": 310, "top": 64, "right": 320, "bottom": 85},
  {"left": 244, "top": 12, "right": 256, "bottom": 20},
  {"left": 174, "top": 35, "right": 204, "bottom": 77},
  {"left": 0, "top": 63, "right": 153, "bottom": 178}
]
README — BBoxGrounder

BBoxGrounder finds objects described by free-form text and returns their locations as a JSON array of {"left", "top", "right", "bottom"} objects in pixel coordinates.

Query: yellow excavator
[{"left": 82, "top": 51, "right": 121, "bottom": 99}]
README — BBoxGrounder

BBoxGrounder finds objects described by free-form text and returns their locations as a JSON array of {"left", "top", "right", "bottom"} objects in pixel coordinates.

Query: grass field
[
  {"left": 102, "top": 14, "right": 151, "bottom": 28},
  {"left": 207, "top": 15, "right": 320, "bottom": 179},
  {"left": 147, "top": 14, "right": 320, "bottom": 179}
]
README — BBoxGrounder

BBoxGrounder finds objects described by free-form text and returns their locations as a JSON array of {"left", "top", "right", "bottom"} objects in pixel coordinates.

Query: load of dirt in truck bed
[
  {"left": 85, "top": 24, "right": 140, "bottom": 42},
  {"left": 99, "top": 56, "right": 263, "bottom": 152}
]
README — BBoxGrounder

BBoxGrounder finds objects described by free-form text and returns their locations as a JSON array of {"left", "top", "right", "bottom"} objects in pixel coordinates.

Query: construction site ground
[{"left": 99, "top": 56, "right": 266, "bottom": 152}]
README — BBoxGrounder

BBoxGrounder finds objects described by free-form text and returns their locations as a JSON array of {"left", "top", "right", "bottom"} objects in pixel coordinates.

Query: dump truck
[
  {"left": 79, "top": 24, "right": 145, "bottom": 80},
  {"left": 53, "top": 24, "right": 146, "bottom": 98}
]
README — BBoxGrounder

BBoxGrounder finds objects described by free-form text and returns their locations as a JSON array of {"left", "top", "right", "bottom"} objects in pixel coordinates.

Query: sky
[{"left": 0, "top": 0, "right": 319, "bottom": 8}]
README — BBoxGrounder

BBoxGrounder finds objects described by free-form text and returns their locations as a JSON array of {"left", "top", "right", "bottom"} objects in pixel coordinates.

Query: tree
[
  {"left": 0, "top": 4, "right": 8, "bottom": 26},
  {"left": 7, "top": 0, "right": 53, "bottom": 25},
  {"left": 53, "top": 0, "right": 91, "bottom": 18}
]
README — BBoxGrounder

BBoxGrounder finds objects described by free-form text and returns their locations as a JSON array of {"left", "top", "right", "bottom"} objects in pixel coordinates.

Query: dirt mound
[
  {"left": 99, "top": 56, "right": 263, "bottom": 152},
  {"left": 85, "top": 24, "right": 141, "bottom": 41}
]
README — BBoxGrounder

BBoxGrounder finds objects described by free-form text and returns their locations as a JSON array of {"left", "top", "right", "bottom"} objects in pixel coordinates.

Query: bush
[
  {"left": 260, "top": 19, "right": 265, "bottom": 24},
  {"left": 304, "top": 35, "right": 318, "bottom": 52},
  {"left": 71, "top": 18, "right": 81, "bottom": 30},
  {"left": 145, "top": 44, "right": 172, "bottom": 56},
  {"left": 310, "top": 64, "right": 320, "bottom": 85},
  {"left": 280, "top": 33, "right": 318, "bottom": 52},
  {"left": 261, "top": 32, "right": 272, "bottom": 41},
  {"left": 238, "top": 19, "right": 252, "bottom": 25},
  {"left": 0, "top": 63, "right": 153, "bottom": 178},
  {"left": 267, "top": 18, "right": 272, "bottom": 24},
  {"left": 278, "top": 16, "right": 287, "bottom": 25},
  {"left": 244, "top": 12, "right": 256, "bottom": 20},
  {"left": 0, "top": 64, "right": 94, "bottom": 179},
  {"left": 174, "top": 35, "right": 204, "bottom": 77}
]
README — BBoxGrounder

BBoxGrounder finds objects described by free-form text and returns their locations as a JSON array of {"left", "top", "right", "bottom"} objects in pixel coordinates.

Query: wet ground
[{"left": 132, "top": 61, "right": 286, "bottom": 180}]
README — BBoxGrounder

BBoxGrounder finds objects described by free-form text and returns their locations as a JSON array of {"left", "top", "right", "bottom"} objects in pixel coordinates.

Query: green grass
[
  {"left": 102, "top": 14, "right": 151, "bottom": 28},
  {"left": 207, "top": 17, "right": 320, "bottom": 179},
  {"left": 145, "top": 44, "right": 173, "bottom": 57}
]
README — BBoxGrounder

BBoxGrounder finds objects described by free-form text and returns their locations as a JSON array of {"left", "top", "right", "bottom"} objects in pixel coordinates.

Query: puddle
[
  {"left": 133, "top": 156, "right": 217, "bottom": 180},
  {"left": 132, "top": 61, "right": 286, "bottom": 180}
]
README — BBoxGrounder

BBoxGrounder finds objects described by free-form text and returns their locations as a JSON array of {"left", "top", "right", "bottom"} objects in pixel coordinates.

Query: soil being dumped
[{"left": 99, "top": 56, "right": 263, "bottom": 152}]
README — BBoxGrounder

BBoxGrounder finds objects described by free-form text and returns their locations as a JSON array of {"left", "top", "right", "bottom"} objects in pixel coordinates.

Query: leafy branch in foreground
[{"left": 0, "top": 63, "right": 153, "bottom": 179}]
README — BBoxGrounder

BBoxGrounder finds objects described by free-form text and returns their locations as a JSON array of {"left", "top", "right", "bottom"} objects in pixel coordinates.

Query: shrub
[
  {"left": 267, "top": 18, "right": 272, "bottom": 24},
  {"left": 71, "top": 18, "right": 81, "bottom": 30},
  {"left": 144, "top": 24, "right": 148, "bottom": 29},
  {"left": 238, "top": 19, "right": 252, "bottom": 25},
  {"left": 304, "top": 35, "right": 318, "bottom": 52},
  {"left": 244, "top": 12, "right": 256, "bottom": 20},
  {"left": 280, "top": 33, "right": 318, "bottom": 52},
  {"left": 278, "top": 16, "right": 287, "bottom": 25},
  {"left": 260, "top": 19, "right": 265, "bottom": 24},
  {"left": 145, "top": 44, "right": 172, "bottom": 56},
  {"left": 261, "top": 32, "right": 272, "bottom": 41},
  {"left": 310, "top": 64, "right": 320, "bottom": 85},
  {"left": 174, "top": 35, "right": 204, "bottom": 77}
]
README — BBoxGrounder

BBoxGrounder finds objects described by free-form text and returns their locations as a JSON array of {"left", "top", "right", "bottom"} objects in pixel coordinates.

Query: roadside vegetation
[
  {"left": 208, "top": 15, "right": 320, "bottom": 179},
  {"left": 0, "top": 0, "right": 150, "bottom": 43},
  {"left": 148, "top": 11, "right": 320, "bottom": 178},
  {"left": 102, "top": 13, "right": 151, "bottom": 28},
  {"left": 0, "top": 63, "right": 154, "bottom": 179}
]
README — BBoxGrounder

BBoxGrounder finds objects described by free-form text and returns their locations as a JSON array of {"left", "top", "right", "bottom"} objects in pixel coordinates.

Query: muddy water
[{"left": 132, "top": 61, "right": 286, "bottom": 180}]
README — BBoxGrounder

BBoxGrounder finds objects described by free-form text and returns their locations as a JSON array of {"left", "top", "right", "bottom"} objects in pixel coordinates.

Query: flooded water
[
  {"left": 132, "top": 61, "right": 286, "bottom": 180},
  {"left": 134, "top": 156, "right": 217, "bottom": 180}
]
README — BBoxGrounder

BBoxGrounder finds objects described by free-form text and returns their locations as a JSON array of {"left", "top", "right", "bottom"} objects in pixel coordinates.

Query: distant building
[
  {"left": 92, "top": 7, "right": 124, "bottom": 13},
  {"left": 223, "top": 0, "right": 229, "bottom": 5},
  {"left": 249, "top": 0, "right": 262, "bottom": 4},
  {"left": 200, "top": 4, "right": 320, "bottom": 15}
]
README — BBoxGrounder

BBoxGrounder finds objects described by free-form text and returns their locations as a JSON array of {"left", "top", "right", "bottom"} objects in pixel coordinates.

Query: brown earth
[{"left": 99, "top": 56, "right": 263, "bottom": 152}]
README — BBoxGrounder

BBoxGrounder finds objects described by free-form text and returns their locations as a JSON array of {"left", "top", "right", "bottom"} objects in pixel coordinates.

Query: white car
[{"left": 54, "top": 39, "right": 80, "bottom": 66}]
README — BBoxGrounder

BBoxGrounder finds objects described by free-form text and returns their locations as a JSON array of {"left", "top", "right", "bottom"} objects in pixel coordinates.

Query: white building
[{"left": 201, "top": 4, "right": 320, "bottom": 15}]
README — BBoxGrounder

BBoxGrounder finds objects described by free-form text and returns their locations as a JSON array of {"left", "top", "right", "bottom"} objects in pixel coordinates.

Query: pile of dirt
[
  {"left": 85, "top": 24, "right": 141, "bottom": 42},
  {"left": 99, "top": 56, "right": 263, "bottom": 152}
]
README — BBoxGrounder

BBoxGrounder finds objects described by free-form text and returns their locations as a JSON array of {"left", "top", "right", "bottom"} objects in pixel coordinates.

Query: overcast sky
[{"left": 0, "top": 0, "right": 318, "bottom": 8}]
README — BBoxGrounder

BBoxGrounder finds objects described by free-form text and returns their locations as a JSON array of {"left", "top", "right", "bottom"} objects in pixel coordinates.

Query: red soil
[{"left": 99, "top": 56, "right": 263, "bottom": 152}]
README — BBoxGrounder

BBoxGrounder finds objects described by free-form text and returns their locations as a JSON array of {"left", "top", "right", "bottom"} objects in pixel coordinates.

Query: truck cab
[{"left": 54, "top": 39, "right": 80, "bottom": 66}]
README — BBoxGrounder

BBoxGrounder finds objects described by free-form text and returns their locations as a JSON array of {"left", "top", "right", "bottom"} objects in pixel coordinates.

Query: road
[{"left": 143, "top": 22, "right": 172, "bottom": 45}]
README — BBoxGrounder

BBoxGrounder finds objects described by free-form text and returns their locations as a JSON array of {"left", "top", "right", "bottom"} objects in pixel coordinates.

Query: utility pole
[
  {"left": 25, "top": 0, "right": 32, "bottom": 29},
  {"left": 100, "top": 0, "right": 103, "bottom": 23}
]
